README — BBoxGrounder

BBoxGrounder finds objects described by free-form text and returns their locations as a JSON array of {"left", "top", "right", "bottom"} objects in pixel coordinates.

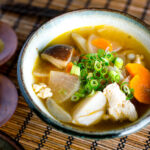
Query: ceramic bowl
[{"left": 17, "top": 9, "right": 150, "bottom": 139}]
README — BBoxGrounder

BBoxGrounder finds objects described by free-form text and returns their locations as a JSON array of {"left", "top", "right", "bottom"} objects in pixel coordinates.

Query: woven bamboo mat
[{"left": 0, "top": 0, "right": 150, "bottom": 149}]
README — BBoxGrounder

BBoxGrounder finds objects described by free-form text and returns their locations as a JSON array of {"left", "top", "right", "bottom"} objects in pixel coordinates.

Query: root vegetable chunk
[
  {"left": 126, "top": 63, "right": 150, "bottom": 104},
  {"left": 72, "top": 91, "right": 106, "bottom": 126},
  {"left": 71, "top": 33, "right": 87, "bottom": 54},
  {"left": 41, "top": 44, "right": 73, "bottom": 69},
  {"left": 46, "top": 98, "right": 72, "bottom": 122},
  {"left": 130, "top": 75, "right": 150, "bottom": 104},
  {"left": 49, "top": 71, "right": 80, "bottom": 103},
  {"left": 103, "top": 83, "right": 138, "bottom": 121}
]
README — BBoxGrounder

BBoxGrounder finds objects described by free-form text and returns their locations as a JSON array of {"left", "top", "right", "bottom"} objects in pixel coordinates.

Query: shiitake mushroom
[
  {"left": 0, "top": 21, "right": 18, "bottom": 65},
  {"left": 41, "top": 44, "right": 74, "bottom": 69}
]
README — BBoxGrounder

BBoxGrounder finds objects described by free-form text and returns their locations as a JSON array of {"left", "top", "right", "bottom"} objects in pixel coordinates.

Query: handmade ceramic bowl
[{"left": 17, "top": 9, "right": 150, "bottom": 139}]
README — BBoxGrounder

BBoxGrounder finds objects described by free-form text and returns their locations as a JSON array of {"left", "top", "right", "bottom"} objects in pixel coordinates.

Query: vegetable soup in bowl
[{"left": 17, "top": 9, "right": 150, "bottom": 139}]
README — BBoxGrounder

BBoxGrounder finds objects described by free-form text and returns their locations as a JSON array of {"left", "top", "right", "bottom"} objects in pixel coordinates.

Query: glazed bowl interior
[{"left": 18, "top": 9, "right": 150, "bottom": 139}]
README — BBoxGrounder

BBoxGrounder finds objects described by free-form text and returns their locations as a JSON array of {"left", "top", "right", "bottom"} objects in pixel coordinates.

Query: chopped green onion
[
  {"left": 121, "top": 82, "right": 134, "bottom": 100},
  {"left": 90, "top": 79, "right": 99, "bottom": 89},
  {"left": 98, "top": 49, "right": 105, "bottom": 57},
  {"left": 100, "top": 67, "right": 108, "bottom": 76},
  {"left": 80, "top": 69, "right": 87, "bottom": 79},
  {"left": 88, "top": 89, "right": 95, "bottom": 97},
  {"left": 85, "top": 53, "right": 97, "bottom": 60},
  {"left": 71, "top": 94, "right": 80, "bottom": 102},
  {"left": 114, "top": 57, "right": 123, "bottom": 69},
  {"left": 73, "top": 61, "right": 78, "bottom": 65},
  {"left": 75, "top": 92, "right": 85, "bottom": 98},
  {"left": 105, "top": 52, "right": 114, "bottom": 62},
  {"left": 77, "top": 87, "right": 86, "bottom": 98},
  {"left": 109, "top": 70, "right": 120, "bottom": 83},
  {"left": 122, "top": 85, "right": 130, "bottom": 94},
  {"left": 77, "top": 62, "right": 84, "bottom": 69},
  {"left": 69, "top": 48, "right": 125, "bottom": 101},
  {"left": 93, "top": 71, "right": 100, "bottom": 79},
  {"left": 101, "top": 57, "right": 109, "bottom": 66},
  {"left": 87, "top": 72, "right": 93, "bottom": 79},
  {"left": 115, "top": 74, "right": 120, "bottom": 83},
  {"left": 126, "top": 88, "right": 134, "bottom": 100},
  {"left": 85, "top": 83, "right": 92, "bottom": 93},
  {"left": 94, "top": 60, "right": 101, "bottom": 71},
  {"left": 86, "top": 61, "right": 92, "bottom": 70},
  {"left": 70, "top": 65, "right": 80, "bottom": 76}
]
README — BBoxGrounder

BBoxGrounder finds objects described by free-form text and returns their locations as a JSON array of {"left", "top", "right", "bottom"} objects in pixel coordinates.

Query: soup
[{"left": 32, "top": 25, "right": 150, "bottom": 132}]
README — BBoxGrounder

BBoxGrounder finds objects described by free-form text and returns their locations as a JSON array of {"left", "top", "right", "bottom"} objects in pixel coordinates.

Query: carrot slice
[
  {"left": 130, "top": 75, "right": 150, "bottom": 104},
  {"left": 126, "top": 63, "right": 150, "bottom": 104},
  {"left": 91, "top": 38, "right": 112, "bottom": 51},
  {"left": 66, "top": 62, "right": 73, "bottom": 73},
  {"left": 126, "top": 63, "right": 150, "bottom": 78}
]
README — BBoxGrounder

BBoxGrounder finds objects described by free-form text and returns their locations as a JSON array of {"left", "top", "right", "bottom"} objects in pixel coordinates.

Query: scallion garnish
[
  {"left": 100, "top": 67, "right": 108, "bottom": 76},
  {"left": 105, "top": 52, "right": 114, "bottom": 62},
  {"left": 98, "top": 49, "right": 105, "bottom": 57},
  {"left": 94, "top": 60, "right": 101, "bottom": 71},
  {"left": 101, "top": 57, "right": 109, "bottom": 66},
  {"left": 85, "top": 83, "right": 92, "bottom": 93},
  {"left": 120, "top": 82, "right": 134, "bottom": 100},
  {"left": 88, "top": 89, "right": 95, "bottom": 97},
  {"left": 71, "top": 94, "right": 80, "bottom": 102},
  {"left": 90, "top": 79, "right": 99, "bottom": 90},
  {"left": 109, "top": 70, "right": 120, "bottom": 83},
  {"left": 70, "top": 48, "right": 125, "bottom": 102},
  {"left": 87, "top": 72, "right": 93, "bottom": 79},
  {"left": 70, "top": 65, "right": 80, "bottom": 76},
  {"left": 114, "top": 57, "right": 124, "bottom": 69}
]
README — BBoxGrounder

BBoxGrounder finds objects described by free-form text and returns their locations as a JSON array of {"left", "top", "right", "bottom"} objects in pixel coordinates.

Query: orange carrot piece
[
  {"left": 126, "top": 63, "right": 150, "bottom": 104},
  {"left": 126, "top": 63, "right": 150, "bottom": 78},
  {"left": 66, "top": 62, "right": 73, "bottom": 73},
  {"left": 92, "top": 38, "right": 112, "bottom": 51},
  {"left": 130, "top": 75, "right": 150, "bottom": 104}
]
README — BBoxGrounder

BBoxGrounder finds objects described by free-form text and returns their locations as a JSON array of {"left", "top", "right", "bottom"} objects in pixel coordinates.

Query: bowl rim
[{"left": 17, "top": 8, "right": 150, "bottom": 139}]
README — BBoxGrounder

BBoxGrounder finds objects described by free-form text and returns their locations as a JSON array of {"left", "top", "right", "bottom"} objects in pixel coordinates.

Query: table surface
[{"left": 0, "top": 0, "right": 150, "bottom": 149}]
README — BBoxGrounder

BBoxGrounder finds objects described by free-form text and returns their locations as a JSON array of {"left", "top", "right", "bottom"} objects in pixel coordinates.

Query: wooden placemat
[{"left": 0, "top": 0, "right": 150, "bottom": 149}]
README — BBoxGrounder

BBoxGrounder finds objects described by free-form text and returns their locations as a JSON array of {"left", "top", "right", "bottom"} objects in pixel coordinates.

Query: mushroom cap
[
  {"left": 42, "top": 44, "right": 74, "bottom": 61},
  {"left": 41, "top": 44, "right": 74, "bottom": 69}
]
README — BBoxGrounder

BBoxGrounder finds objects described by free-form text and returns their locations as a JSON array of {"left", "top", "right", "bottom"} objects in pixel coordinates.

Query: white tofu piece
[
  {"left": 72, "top": 91, "right": 106, "bottom": 126},
  {"left": 103, "top": 83, "right": 138, "bottom": 122},
  {"left": 49, "top": 71, "right": 80, "bottom": 103}
]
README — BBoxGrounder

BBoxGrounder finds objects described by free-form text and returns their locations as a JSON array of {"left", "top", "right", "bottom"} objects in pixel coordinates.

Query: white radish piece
[
  {"left": 49, "top": 71, "right": 80, "bottom": 103},
  {"left": 72, "top": 91, "right": 106, "bottom": 126},
  {"left": 46, "top": 98, "right": 72, "bottom": 122},
  {"left": 71, "top": 33, "right": 87, "bottom": 54}
]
